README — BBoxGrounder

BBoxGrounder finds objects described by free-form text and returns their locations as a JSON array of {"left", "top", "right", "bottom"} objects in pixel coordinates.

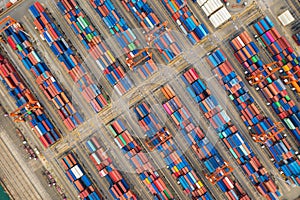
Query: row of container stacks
[
  {"left": 230, "top": 31, "right": 300, "bottom": 145},
  {"left": 292, "top": 32, "right": 300, "bottom": 46},
  {"left": 121, "top": 0, "right": 182, "bottom": 63},
  {"left": 0, "top": 53, "right": 60, "bottom": 147},
  {"left": 56, "top": 0, "right": 133, "bottom": 96},
  {"left": 253, "top": 16, "right": 300, "bottom": 93},
  {"left": 108, "top": 119, "right": 174, "bottom": 200},
  {"left": 161, "top": 0, "right": 209, "bottom": 45},
  {"left": 207, "top": 48, "right": 300, "bottom": 186},
  {"left": 133, "top": 102, "right": 213, "bottom": 199},
  {"left": 89, "top": 0, "right": 158, "bottom": 79},
  {"left": 61, "top": 152, "right": 103, "bottom": 200},
  {"left": 4, "top": 22, "right": 83, "bottom": 131},
  {"left": 181, "top": 68, "right": 281, "bottom": 199},
  {"left": 29, "top": 2, "right": 109, "bottom": 113},
  {"left": 160, "top": 84, "right": 250, "bottom": 200},
  {"left": 85, "top": 136, "right": 137, "bottom": 200},
  {"left": 193, "top": 0, "right": 231, "bottom": 28}
]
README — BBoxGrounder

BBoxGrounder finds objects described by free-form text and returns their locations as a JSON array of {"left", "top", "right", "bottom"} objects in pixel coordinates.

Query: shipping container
[
  {"left": 181, "top": 67, "right": 282, "bottom": 197},
  {"left": 85, "top": 136, "right": 137, "bottom": 199},
  {"left": 56, "top": 0, "right": 133, "bottom": 95},
  {"left": 121, "top": 0, "right": 182, "bottom": 63},
  {"left": 210, "top": 47, "right": 300, "bottom": 186},
  {"left": 60, "top": 152, "right": 103, "bottom": 199},
  {"left": 0, "top": 53, "right": 61, "bottom": 148}
]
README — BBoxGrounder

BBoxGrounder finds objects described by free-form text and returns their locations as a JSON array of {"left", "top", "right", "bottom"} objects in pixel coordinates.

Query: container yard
[
  {"left": 86, "top": 136, "right": 137, "bottom": 199},
  {"left": 29, "top": 2, "right": 109, "bottom": 113},
  {"left": 60, "top": 152, "right": 103, "bottom": 200},
  {"left": 230, "top": 30, "right": 300, "bottom": 144},
  {"left": 0, "top": 0, "right": 300, "bottom": 200}
]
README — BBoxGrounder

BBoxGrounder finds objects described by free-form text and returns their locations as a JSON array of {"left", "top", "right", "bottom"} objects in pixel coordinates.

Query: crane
[
  {"left": 251, "top": 122, "right": 285, "bottom": 143},
  {"left": 126, "top": 47, "right": 152, "bottom": 70},
  {"left": 10, "top": 100, "right": 42, "bottom": 122},
  {"left": 145, "top": 127, "right": 172, "bottom": 151},
  {"left": 246, "top": 62, "right": 280, "bottom": 85},
  {"left": 146, "top": 21, "right": 168, "bottom": 46},
  {"left": 205, "top": 161, "right": 234, "bottom": 184}
]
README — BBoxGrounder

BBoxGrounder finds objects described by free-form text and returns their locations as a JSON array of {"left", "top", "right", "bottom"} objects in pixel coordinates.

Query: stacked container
[
  {"left": 208, "top": 48, "right": 300, "bottom": 186},
  {"left": 193, "top": 0, "right": 231, "bottom": 28},
  {"left": 86, "top": 136, "right": 137, "bottom": 199},
  {"left": 4, "top": 22, "right": 83, "bottom": 131},
  {"left": 108, "top": 119, "right": 174, "bottom": 200},
  {"left": 161, "top": 0, "right": 209, "bottom": 45},
  {"left": 252, "top": 16, "right": 300, "bottom": 93},
  {"left": 230, "top": 31, "right": 300, "bottom": 144},
  {"left": 181, "top": 68, "right": 281, "bottom": 199},
  {"left": 160, "top": 84, "right": 250, "bottom": 200},
  {"left": 292, "top": 32, "right": 300, "bottom": 46},
  {"left": 121, "top": 0, "right": 182, "bottom": 63},
  {"left": 133, "top": 102, "right": 213, "bottom": 199},
  {"left": 29, "top": 2, "right": 108, "bottom": 113},
  {"left": 90, "top": 0, "right": 158, "bottom": 79},
  {"left": 56, "top": 0, "right": 133, "bottom": 95},
  {"left": 0, "top": 53, "right": 60, "bottom": 148},
  {"left": 60, "top": 152, "right": 103, "bottom": 199}
]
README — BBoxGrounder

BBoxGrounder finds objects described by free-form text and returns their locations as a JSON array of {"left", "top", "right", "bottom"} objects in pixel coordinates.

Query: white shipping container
[
  {"left": 35, "top": 125, "right": 43, "bottom": 136},
  {"left": 72, "top": 165, "right": 83, "bottom": 179},
  {"left": 209, "top": 7, "right": 231, "bottom": 28},
  {"left": 197, "top": 0, "right": 207, "bottom": 6},
  {"left": 224, "top": 177, "right": 234, "bottom": 189},
  {"left": 278, "top": 10, "right": 295, "bottom": 26},
  {"left": 91, "top": 153, "right": 101, "bottom": 165},
  {"left": 114, "top": 137, "right": 123, "bottom": 148}
]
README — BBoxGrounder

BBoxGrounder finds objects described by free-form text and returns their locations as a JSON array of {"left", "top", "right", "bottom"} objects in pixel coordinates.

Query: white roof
[{"left": 278, "top": 10, "right": 295, "bottom": 26}]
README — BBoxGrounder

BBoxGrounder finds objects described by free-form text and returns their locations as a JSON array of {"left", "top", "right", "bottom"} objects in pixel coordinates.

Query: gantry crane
[
  {"left": 246, "top": 62, "right": 280, "bottom": 85},
  {"left": 251, "top": 122, "right": 285, "bottom": 144},
  {"left": 145, "top": 127, "right": 172, "bottom": 151},
  {"left": 280, "top": 67, "right": 300, "bottom": 93},
  {"left": 126, "top": 47, "right": 152, "bottom": 70},
  {"left": 146, "top": 21, "right": 169, "bottom": 47},
  {"left": 0, "top": 16, "right": 17, "bottom": 42},
  {"left": 205, "top": 161, "right": 234, "bottom": 184},
  {"left": 10, "top": 100, "right": 42, "bottom": 122}
]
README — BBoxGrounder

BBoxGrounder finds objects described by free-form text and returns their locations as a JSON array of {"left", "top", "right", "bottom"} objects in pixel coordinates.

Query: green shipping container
[
  {"left": 108, "top": 126, "right": 118, "bottom": 137},
  {"left": 128, "top": 43, "right": 136, "bottom": 51},
  {"left": 274, "top": 101, "right": 281, "bottom": 108},
  {"left": 285, "top": 95, "right": 291, "bottom": 101},
  {"left": 229, "top": 148, "right": 238, "bottom": 159},
  {"left": 17, "top": 44, "right": 23, "bottom": 51},
  {"left": 251, "top": 55, "right": 258, "bottom": 63},
  {"left": 228, "top": 94, "right": 235, "bottom": 101},
  {"left": 118, "top": 135, "right": 126, "bottom": 145},
  {"left": 163, "top": 190, "right": 172, "bottom": 200}
]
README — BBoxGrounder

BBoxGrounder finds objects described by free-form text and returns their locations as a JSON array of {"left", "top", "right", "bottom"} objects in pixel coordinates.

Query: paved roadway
[
  {"left": 0, "top": 80, "right": 79, "bottom": 200},
  {"left": 0, "top": 0, "right": 299, "bottom": 199},
  {"left": 0, "top": 105, "right": 58, "bottom": 199}
]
